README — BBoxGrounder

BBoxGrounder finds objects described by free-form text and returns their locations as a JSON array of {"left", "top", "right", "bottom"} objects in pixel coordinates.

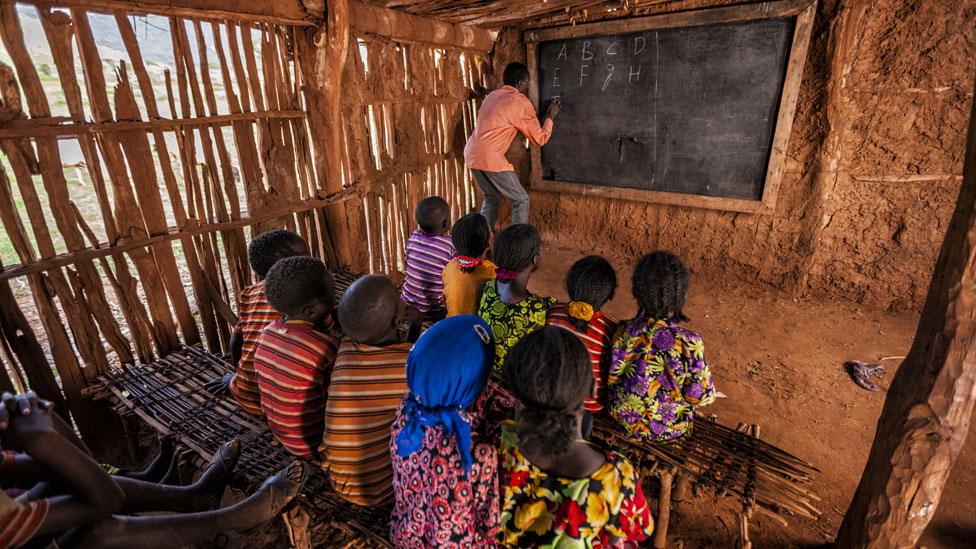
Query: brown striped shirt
[
  {"left": 320, "top": 339, "right": 411, "bottom": 506},
  {"left": 230, "top": 281, "right": 280, "bottom": 416}
]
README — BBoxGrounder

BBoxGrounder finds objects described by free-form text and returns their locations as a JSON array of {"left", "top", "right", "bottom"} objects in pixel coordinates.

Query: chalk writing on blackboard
[{"left": 536, "top": 17, "right": 794, "bottom": 201}]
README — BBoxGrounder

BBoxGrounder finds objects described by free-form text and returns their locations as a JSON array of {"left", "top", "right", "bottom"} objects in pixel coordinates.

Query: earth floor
[{"left": 530, "top": 244, "right": 975, "bottom": 548}]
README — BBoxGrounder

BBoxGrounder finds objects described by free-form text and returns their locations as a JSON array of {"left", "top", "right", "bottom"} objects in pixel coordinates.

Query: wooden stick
[
  {"left": 654, "top": 466, "right": 674, "bottom": 549},
  {"left": 5, "top": 0, "right": 314, "bottom": 26}
]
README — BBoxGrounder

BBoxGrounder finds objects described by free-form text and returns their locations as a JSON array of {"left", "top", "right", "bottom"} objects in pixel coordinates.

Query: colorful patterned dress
[
  {"left": 477, "top": 280, "right": 556, "bottom": 377},
  {"left": 497, "top": 422, "right": 654, "bottom": 547},
  {"left": 608, "top": 318, "right": 716, "bottom": 442},
  {"left": 389, "top": 381, "right": 517, "bottom": 548}
]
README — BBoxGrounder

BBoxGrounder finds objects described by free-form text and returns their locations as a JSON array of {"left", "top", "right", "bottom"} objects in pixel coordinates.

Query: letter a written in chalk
[{"left": 557, "top": 44, "right": 568, "bottom": 61}]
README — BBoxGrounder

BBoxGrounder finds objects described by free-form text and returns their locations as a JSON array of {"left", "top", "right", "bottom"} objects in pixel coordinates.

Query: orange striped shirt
[
  {"left": 230, "top": 281, "right": 281, "bottom": 416},
  {"left": 255, "top": 319, "right": 340, "bottom": 459},
  {"left": 0, "top": 476, "right": 48, "bottom": 549},
  {"left": 548, "top": 305, "right": 617, "bottom": 412},
  {"left": 321, "top": 340, "right": 411, "bottom": 506}
]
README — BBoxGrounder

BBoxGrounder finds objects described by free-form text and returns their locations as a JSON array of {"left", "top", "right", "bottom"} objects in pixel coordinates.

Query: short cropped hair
[
  {"left": 264, "top": 256, "right": 335, "bottom": 318},
  {"left": 416, "top": 196, "right": 450, "bottom": 234},
  {"left": 337, "top": 275, "right": 399, "bottom": 344},
  {"left": 503, "top": 62, "right": 529, "bottom": 87},
  {"left": 248, "top": 229, "right": 308, "bottom": 278}
]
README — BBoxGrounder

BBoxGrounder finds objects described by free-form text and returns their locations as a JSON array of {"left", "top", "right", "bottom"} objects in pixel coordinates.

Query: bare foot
[
  {"left": 235, "top": 462, "right": 308, "bottom": 530},
  {"left": 187, "top": 439, "right": 241, "bottom": 510}
]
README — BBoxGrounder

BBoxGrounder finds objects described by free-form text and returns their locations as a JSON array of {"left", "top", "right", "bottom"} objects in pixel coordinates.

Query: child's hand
[
  {"left": 0, "top": 391, "right": 56, "bottom": 450},
  {"left": 204, "top": 373, "right": 235, "bottom": 395}
]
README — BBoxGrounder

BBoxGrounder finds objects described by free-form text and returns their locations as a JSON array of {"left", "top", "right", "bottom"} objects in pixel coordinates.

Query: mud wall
[{"left": 492, "top": 0, "right": 976, "bottom": 311}]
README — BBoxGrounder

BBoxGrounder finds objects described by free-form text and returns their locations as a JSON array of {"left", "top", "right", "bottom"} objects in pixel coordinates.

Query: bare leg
[
  {"left": 113, "top": 440, "right": 240, "bottom": 513},
  {"left": 121, "top": 436, "right": 175, "bottom": 482},
  {"left": 66, "top": 462, "right": 307, "bottom": 549}
]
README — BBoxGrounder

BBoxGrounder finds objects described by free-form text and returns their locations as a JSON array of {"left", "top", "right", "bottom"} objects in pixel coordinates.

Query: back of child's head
[
  {"left": 565, "top": 255, "right": 617, "bottom": 330},
  {"left": 493, "top": 223, "right": 541, "bottom": 279},
  {"left": 451, "top": 213, "right": 491, "bottom": 272},
  {"left": 264, "top": 256, "right": 335, "bottom": 319},
  {"left": 415, "top": 196, "right": 450, "bottom": 234},
  {"left": 632, "top": 250, "right": 689, "bottom": 322},
  {"left": 248, "top": 229, "right": 309, "bottom": 278},
  {"left": 505, "top": 326, "right": 591, "bottom": 461},
  {"left": 337, "top": 275, "right": 399, "bottom": 344}
]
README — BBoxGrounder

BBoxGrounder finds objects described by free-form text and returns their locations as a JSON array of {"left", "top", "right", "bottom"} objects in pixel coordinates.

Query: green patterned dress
[{"left": 477, "top": 280, "right": 556, "bottom": 378}]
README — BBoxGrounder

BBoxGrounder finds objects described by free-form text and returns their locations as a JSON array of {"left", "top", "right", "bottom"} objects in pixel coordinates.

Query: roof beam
[
  {"left": 349, "top": 0, "right": 495, "bottom": 52},
  {"left": 8, "top": 0, "right": 315, "bottom": 26}
]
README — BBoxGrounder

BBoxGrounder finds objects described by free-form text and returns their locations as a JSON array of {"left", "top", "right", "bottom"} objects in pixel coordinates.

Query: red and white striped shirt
[
  {"left": 254, "top": 319, "right": 340, "bottom": 459},
  {"left": 230, "top": 281, "right": 280, "bottom": 416},
  {"left": 548, "top": 304, "right": 617, "bottom": 412},
  {"left": 401, "top": 229, "right": 455, "bottom": 314}
]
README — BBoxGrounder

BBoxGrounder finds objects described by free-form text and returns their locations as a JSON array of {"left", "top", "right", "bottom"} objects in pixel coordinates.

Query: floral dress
[
  {"left": 477, "top": 280, "right": 556, "bottom": 377},
  {"left": 608, "top": 318, "right": 716, "bottom": 442},
  {"left": 498, "top": 422, "right": 654, "bottom": 547},
  {"left": 389, "top": 381, "right": 517, "bottom": 548}
]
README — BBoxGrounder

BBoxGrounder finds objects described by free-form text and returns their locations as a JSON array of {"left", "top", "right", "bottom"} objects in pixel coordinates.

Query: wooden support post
[
  {"left": 654, "top": 465, "right": 674, "bottom": 549},
  {"left": 836, "top": 78, "right": 976, "bottom": 547}
]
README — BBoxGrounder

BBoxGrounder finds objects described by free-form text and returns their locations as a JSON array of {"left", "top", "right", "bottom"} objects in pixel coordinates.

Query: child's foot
[
  {"left": 236, "top": 462, "right": 308, "bottom": 530},
  {"left": 187, "top": 439, "right": 241, "bottom": 510}
]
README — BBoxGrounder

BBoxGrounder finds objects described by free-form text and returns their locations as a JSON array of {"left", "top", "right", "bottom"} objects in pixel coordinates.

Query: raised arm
[{"left": 512, "top": 97, "right": 559, "bottom": 147}]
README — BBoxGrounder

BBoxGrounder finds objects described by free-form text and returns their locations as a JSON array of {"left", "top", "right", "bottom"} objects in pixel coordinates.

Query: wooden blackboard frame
[{"left": 524, "top": 0, "right": 818, "bottom": 214}]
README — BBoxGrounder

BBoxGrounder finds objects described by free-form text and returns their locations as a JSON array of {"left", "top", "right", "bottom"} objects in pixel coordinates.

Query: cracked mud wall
[{"left": 492, "top": 0, "right": 975, "bottom": 311}]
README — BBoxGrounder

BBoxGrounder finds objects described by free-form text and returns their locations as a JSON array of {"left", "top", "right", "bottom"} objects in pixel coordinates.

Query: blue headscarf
[{"left": 395, "top": 315, "right": 494, "bottom": 474}]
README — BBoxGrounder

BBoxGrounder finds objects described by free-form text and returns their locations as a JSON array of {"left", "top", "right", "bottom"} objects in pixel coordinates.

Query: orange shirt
[
  {"left": 464, "top": 86, "right": 554, "bottom": 173},
  {"left": 442, "top": 258, "right": 496, "bottom": 317}
]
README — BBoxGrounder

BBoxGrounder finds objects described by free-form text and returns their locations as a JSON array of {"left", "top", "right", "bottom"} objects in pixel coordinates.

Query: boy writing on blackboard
[{"left": 464, "top": 62, "right": 561, "bottom": 229}]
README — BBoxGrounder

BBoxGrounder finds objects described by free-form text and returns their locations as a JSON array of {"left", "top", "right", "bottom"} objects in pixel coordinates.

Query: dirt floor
[{"left": 530, "top": 243, "right": 976, "bottom": 548}]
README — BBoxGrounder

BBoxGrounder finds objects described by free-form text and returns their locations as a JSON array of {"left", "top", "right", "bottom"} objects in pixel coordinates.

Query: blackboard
[{"left": 528, "top": 5, "right": 813, "bottom": 209}]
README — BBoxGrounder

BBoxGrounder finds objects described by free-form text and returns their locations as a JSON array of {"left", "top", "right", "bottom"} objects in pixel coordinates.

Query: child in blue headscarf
[{"left": 389, "top": 315, "right": 516, "bottom": 548}]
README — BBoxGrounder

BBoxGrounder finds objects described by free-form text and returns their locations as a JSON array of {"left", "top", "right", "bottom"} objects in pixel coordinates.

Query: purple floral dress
[
  {"left": 608, "top": 318, "right": 716, "bottom": 442},
  {"left": 389, "top": 381, "right": 516, "bottom": 548}
]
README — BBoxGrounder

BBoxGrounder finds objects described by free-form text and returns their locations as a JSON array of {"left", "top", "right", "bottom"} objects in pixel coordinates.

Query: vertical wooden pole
[
  {"left": 836, "top": 78, "right": 976, "bottom": 547},
  {"left": 654, "top": 466, "right": 674, "bottom": 549}
]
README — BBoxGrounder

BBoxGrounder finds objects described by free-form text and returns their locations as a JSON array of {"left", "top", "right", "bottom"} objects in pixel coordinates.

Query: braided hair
[
  {"left": 493, "top": 224, "right": 541, "bottom": 280},
  {"left": 565, "top": 255, "right": 617, "bottom": 331},
  {"left": 504, "top": 326, "right": 591, "bottom": 461},
  {"left": 247, "top": 229, "right": 308, "bottom": 278},
  {"left": 451, "top": 213, "right": 491, "bottom": 273},
  {"left": 631, "top": 251, "right": 690, "bottom": 322}
]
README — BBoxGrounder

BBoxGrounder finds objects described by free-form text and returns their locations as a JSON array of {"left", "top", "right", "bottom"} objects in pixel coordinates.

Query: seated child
[
  {"left": 390, "top": 315, "right": 516, "bottom": 548},
  {"left": 547, "top": 255, "right": 618, "bottom": 413},
  {"left": 254, "top": 256, "right": 340, "bottom": 459},
  {"left": 608, "top": 251, "right": 716, "bottom": 442},
  {"left": 322, "top": 275, "right": 414, "bottom": 506},
  {"left": 0, "top": 391, "right": 305, "bottom": 549},
  {"left": 477, "top": 223, "right": 555, "bottom": 377},
  {"left": 442, "top": 213, "right": 496, "bottom": 317},
  {"left": 400, "top": 196, "right": 456, "bottom": 320},
  {"left": 499, "top": 327, "right": 654, "bottom": 547},
  {"left": 214, "top": 229, "right": 309, "bottom": 416}
]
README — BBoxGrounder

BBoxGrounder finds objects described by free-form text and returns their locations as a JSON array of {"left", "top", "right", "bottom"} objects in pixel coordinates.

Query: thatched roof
[{"left": 364, "top": 0, "right": 682, "bottom": 29}]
